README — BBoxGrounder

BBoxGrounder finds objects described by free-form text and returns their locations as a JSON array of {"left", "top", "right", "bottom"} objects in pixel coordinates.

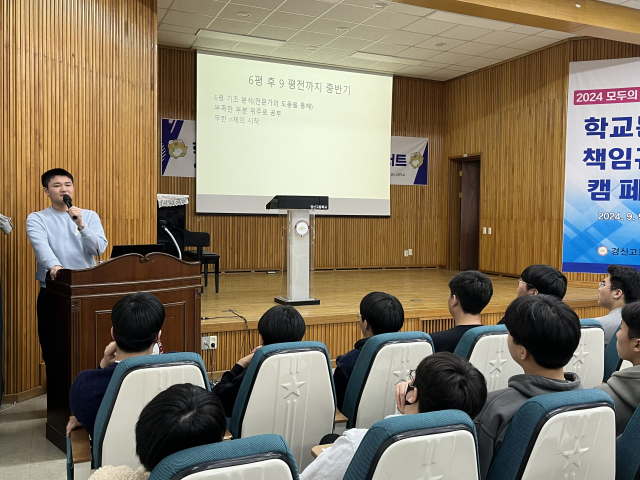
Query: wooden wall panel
[
  {"left": 158, "top": 48, "right": 448, "bottom": 271},
  {"left": 0, "top": 0, "right": 157, "bottom": 396},
  {"left": 443, "top": 38, "right": 640, "bottom": 282}
]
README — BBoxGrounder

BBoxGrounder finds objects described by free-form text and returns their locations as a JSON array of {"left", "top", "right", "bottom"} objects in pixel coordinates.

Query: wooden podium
[{"left": 44, "top": 253, "right": 202, "bottom": 452}]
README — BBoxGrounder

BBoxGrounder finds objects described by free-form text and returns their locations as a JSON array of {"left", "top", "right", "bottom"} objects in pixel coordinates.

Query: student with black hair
[
  {"left": 26, "top": 168, "right": 108, "bottom": 373},
  {"left": 67, "top": 292, "right": 165, "bottom": 436},
  {"left": 598, "top": 301, "right": 640, "bottom": 435},
  {"left": 301, "top": 352, "right": 487, "bottom": 480},
  {"left": 88, "top": 383, "right": 227, "bottom": 480},
  {"left": 594, "top": 264, "right": 640, "bottom": 347},
  {"left": 212, "top": 305, "right": 306, "bottom": 417},
  {"left": 333, "top": 292, "right": 404, "bottom": 411},
  {"left": 429, "top": 271, "right": 493, "bottom": 353},
  {"left": 474, "top": 295, "right": 582, "bottom": 479}
]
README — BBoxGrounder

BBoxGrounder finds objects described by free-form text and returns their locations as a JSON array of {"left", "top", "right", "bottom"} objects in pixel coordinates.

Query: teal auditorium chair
[
  {"left": 563, "top": 319, "right": 605, "bottom": 388},
  {"left": 604, "top": 325, "right": 633, "bottom": 382},
  {"left": 230, "top": 341, "right": 335, "bottom": 471},
  {"left": 454, "top": 325, "right": 523, "bottom": 392},
  {"left": 486, "top": 390, "right": 616, "bottom": 480},
  {"left": 341, "top": 332, "right": 434, "bottom": 429},
  {"left": 342, "top": 410, "right": 480, "bottom": 480},
  {"left": 616, "top": 403, "right": 640, "bottom": 480},
  {"left": 67, "top": 352, "right": 210, "bottom": 480},
  {"left": 148, "top": 434, "right": 299, "bottom": 480}
]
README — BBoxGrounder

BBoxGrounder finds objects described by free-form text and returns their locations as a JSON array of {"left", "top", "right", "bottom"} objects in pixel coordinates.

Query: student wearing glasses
[
  {"left": 300, "top": 352, "right": 487, "bottom": 480},
  {"left": 594, "top": 265, "right": 640, "bottom": 347}
]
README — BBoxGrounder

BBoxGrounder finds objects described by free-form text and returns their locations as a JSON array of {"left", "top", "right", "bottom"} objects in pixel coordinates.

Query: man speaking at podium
[{"left": 26, "top": 168, "right": 108, "bottom": 372}]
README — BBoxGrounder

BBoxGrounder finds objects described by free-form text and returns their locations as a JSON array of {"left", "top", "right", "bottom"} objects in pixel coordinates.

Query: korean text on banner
[
  {"left": 390, "top": 136, "right": 429, "bottom": 185},
  {"left": 161, "top": 118, "right": 196, "bottom": 178},
  {"left": 562, "top": 58, "right": 640, "bottom": 274}
]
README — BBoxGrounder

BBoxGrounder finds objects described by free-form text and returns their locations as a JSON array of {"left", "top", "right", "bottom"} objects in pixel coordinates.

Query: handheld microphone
[{"left": 62, "top": 195, "right": 77, "bottom": 220}]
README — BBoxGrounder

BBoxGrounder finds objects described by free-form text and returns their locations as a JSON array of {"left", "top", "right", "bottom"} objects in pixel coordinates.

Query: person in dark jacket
[
  {"left": 333, "top": 292, "right": 404, "bottom": 411},
  {"left": 475, "top": 295, "right": 583, "bottom": 479},
  {"left": 212, "top": 305, "right": 306, "bottom": 417}
]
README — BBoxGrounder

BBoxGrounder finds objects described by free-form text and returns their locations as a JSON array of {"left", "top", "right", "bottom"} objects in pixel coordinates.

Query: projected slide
[{"left": 196, "top": 52, "right": 393, "bottom": 215}]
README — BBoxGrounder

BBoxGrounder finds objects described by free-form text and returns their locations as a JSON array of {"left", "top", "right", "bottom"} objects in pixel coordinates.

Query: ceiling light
[
  {"left": 237, "top": 11, "right": 251, "bottom": 17},
  {"left": 308, "top": 46, "right": 319, "bottom": 51},
  {"left": 435, "top": 42, "right": 446, "bottom": 47},
  {"left": 336, "top": 27, "right": 349, "bottom": 32},
  {"left": 197, "top": 30, "right": 285, "bottom": 48},
  {"left": 373, "top": 2, "right": 387, "bottom": 8},
  {"left": 351, "top": 52, "right": 423, "bottom": 66},
  {"left": 575, "top": 3, "right": 581, "bottom": 6}
]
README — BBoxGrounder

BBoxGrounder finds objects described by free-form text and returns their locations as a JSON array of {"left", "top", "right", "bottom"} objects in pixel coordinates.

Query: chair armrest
[
  {"left": 311, "top": 444, "right": 334, "bottom": 458},
  {"left": 335, "top": 410, "right": 347, "bottom": 424},
  {"left": 69, "top": 419, "right": 92, "bottom": 464}
]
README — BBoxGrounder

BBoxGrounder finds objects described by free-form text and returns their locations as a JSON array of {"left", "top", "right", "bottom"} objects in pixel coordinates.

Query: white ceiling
[{"left": 156, "top": 0, "right": 634, "bottom": 81}]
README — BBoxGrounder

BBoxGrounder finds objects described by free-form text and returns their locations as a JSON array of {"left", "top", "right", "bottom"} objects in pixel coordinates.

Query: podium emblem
[{"left": 295, "top": 220, "right": 310, "bottom": 237}]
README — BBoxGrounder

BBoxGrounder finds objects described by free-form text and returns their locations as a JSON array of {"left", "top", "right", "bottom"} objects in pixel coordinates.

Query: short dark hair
[
  {"left": 504, "top": 295, "right": 580, "bottom": 369},
  {"left": 41, "top": 168, "right": 74, "bottom": 188},
  {"left": 608, "top": 265, "right": 640, "bottom": 304},
  {"left": 521, "top": 264, "right": 567, "bottom": 299},
  {"left": 449, "top": 271, "right": 493, "bottom": 315},
  {"left": 413, "top": 352, "right": 487, "bottom": 419},
  {"left": 622, "top": 302, "right": 640, "bottom": 339},
  {"left": 111, "top": 292, "right": 165, "bottom": 353},
  {"left": 135, "top": 384, "right": 226, "bottom": 471},
  {"left": 257, "top": 305, "right": 305, "bottom": 346},
  {"left": 360, "top": 292, "right": 404, "bottom": 336}
]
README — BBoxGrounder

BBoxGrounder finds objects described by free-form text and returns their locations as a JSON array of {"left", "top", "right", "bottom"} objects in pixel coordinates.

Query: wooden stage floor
[{"left": 200, "top": 268, "right": 599, "bottom": 325}]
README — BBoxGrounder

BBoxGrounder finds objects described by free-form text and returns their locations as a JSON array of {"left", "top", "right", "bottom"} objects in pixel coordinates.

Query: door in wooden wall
[{"left": 460, "top": 161, "right": 480, "bottom": 270}]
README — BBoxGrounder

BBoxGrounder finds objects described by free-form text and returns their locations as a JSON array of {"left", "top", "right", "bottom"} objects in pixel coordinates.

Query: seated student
[
  {"left": 301, "top": 352, "right": 487, "bottom": 480},
  {"left": 334, "top": 292, "right": 404, "bottom": 411},
  {"left": 429, "top": 271, "right": 493, "bottom": 353},
  {"left": 475, "top": 295, "right": 582, "bottom": 479},
  {"left": 597, "top": 301, "right": 640, "bottom": 436},
  {"left": 212, "top": 305, "right": 306, "bottom": 417},
  {"left": 497, "top": 264, "right": 567, "bottom": 324},
  {"left": 594, "top": 264, "right": 640, "bottom": 347},
  {"left": 67, "top": 292, "right": 165, "bottom": 436},
  {"left": 88, "top": 383, "right": 227, "bottom": 479}
]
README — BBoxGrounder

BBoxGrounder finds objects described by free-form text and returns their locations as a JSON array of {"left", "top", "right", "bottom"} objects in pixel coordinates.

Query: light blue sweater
[{"left": 26, "top": 207, "right": 108, "bottom": 287}]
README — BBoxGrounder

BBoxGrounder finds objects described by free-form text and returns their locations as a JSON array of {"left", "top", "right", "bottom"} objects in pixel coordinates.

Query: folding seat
[
  {"left": 603, "top": 324, "right": 633, "bottom": 382},
  {"left": 615, "top": 403, "right": 640, "bottom": 480},
  {"left": 454, "top": 325, "right": 523, "bottom": 392},
  {"left": 148, "top": 434, "right": 299, "bottom": 480},
  {"left": 486, "top": 390, "right": 615, "bottom": 480},
  {"left": 342, "top": 410, "right": 480, "bottom": 480},
  {"left": 67, "top": 352, "right": 210, "bottom": 480},
  {"left": 563, "top": 319, "right": 605, "bottom": 388},
  {"left": 341, "top": 332, "right": 434, "bottom": 429},
  {"left": 230, "top": 341, "right": 335, "bottom": 471}
]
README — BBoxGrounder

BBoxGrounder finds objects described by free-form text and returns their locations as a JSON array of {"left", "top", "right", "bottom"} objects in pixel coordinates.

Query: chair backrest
[
  {"left": 616, "top": 403, "right": 640, "bottom": 480},
  {"left": 148, "top": 434, "right": 299, "bottom": 480},
  {"left": 454, "top": 325, "right": 524, "bottom": 392},
  {"left": 342, "top": 332, "right": 434, "bottom": 429},
  {"left": 563, "top": 319, "right": 605, "bottom": 388},
  {"left": 486, "top": 390, "right": 615, "bottom": 480},
  {"left": 342, "top": 410, "right": 479, "bottom": 480},
  {"left": 93, "top": 352, "right": 210, "bottom": 470},
  {"left": 230, "top": 342, "right": 335, "bottom": 471}
]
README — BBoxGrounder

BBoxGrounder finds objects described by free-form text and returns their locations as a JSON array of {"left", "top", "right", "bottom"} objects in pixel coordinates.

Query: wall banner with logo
[
  {"left": 563, "top": 57, "right": 640, "bottom": 273},
  {"left": 161, "top": 118, "right": 196, "bottom": 177},
  {"left": 390, "top": 136, "right": 428, "bottom": 185}
]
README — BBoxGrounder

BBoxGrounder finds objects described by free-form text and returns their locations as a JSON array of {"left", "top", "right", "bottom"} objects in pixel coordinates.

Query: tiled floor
[{"left": 0, "top": 395, "right": 66, "bottom": 480}]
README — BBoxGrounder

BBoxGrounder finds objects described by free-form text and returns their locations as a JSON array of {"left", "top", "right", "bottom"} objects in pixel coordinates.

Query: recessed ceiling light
[
  {"left": 336, "top": 26, "right": 349, "bottom": 32},
  {"left": 237, "top": 11, "right": 251, "bottom": 17},
  {"left": 435, "top": 42, "right": 446, "bottom": 47},
  {"left": 308, "top": 46, "right": 319, "bottom": 51},
  {"left": 373, "top": 2, "right": 387, "bottom": 8},
  {"left": 575, "top": 3, "right": 581, "bottom": 7},
  {"left": 351, "top": 52, "right": 423, "bottom": 66},
  {"left": 196, "top": 30, "right": 285, "bottom": 48}
]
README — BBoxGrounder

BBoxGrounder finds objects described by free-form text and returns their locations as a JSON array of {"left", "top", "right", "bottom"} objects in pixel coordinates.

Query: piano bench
[{"left": 184, "top": 250, "right": 220, "bottom": 293}]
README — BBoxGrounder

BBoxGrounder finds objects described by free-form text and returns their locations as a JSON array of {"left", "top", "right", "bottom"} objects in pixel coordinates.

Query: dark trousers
[{"left": 37, "top": 287, "right": 54, "bottom": 372}]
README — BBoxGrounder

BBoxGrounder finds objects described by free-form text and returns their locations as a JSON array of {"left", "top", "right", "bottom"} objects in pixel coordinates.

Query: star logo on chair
[
  {"left": 560, "top": 439, "right": 590, "bottom": 470},
  {"left": 281, "top": 375, "right": 306, "bottom": 398},
  {"left": 572, "top": 344, "right": 590, "bottom": 366},
  {"left": 489, "top": 353, "right": 508, "bottom": 374},
  {"left": 393, "top": 363, "right": 411, "bottom": 384}
]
